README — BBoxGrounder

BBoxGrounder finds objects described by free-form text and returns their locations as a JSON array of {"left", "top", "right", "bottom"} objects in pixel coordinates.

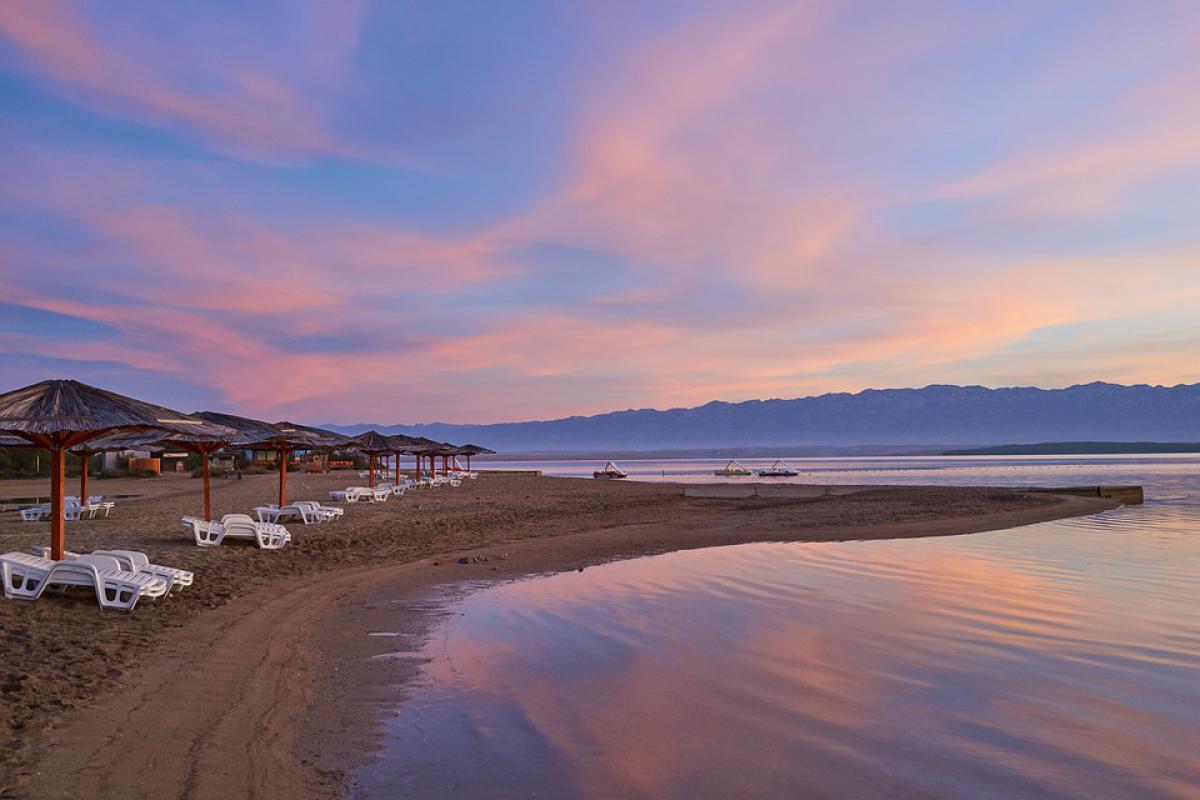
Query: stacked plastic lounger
[
  {"left": 1, "top": 552, "right": 168, "bottom": 611},
  {"left": 29, "top": 547, "right": 194, "bottom": 593}
]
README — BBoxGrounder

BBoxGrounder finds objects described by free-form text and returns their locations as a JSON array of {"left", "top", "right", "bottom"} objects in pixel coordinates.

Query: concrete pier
[
  {"left": 682, "top": 484, "right": 869, "bottom": 500},
  {"left": 683, "top": 483, "right": 1145, "bottom": 504},
  {"left": 1030, "top": 485, "right": 1144, "bottom": 504}
]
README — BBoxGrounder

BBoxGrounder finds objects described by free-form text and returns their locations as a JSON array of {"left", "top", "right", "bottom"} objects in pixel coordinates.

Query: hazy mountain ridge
[{"left": 322, "top": 382, "right": 1200, "bottom": 452}]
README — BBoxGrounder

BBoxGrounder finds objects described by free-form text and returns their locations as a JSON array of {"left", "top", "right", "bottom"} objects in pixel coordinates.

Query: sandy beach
[{"left": 0, "top": 472, "right": 1116, "bottom": 798}]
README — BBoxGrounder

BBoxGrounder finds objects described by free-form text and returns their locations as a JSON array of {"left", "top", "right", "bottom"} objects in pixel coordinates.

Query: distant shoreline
[
  {"left": 479, "top": 442, "right": 1200, "bottom": 460},
  {"left": 943, "top": 442, "right": 1200, "bottom": 456}
]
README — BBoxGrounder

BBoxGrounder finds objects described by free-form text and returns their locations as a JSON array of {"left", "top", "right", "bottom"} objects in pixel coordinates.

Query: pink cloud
[
  {"left": 3, "top": 3, "right": 1199, "bottom": 423},
  {"left": 0, "top": 0, "right": 386, "bottom": 162}
]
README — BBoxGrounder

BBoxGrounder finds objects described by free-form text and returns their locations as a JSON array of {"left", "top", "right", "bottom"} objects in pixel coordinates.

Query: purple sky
[{"left": 1, "top": 2, "right": 1198, "bottom": 424}]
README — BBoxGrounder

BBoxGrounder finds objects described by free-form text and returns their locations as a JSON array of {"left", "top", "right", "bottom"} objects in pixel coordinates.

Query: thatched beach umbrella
[
  {"left": 193, "top": 413, "right": 348, "bottom": 507},
  {"left": 74, "top": 419, "right": 243, "bottom": 521},
  {"left": 416, "top": 443, "right": 460, "bottom": 476},
  {"left": 406, "top": 436, "right": 449, "bottom": 479},
  {"left": 455, "top": 443, "right": 496, "bottom": 472},
  {"left": 347, "top": 431, "right": 395, "bottom": 489},
  {"left": 0, "top": 380, "right": 230, "bottom": 559},
  {"left": 385, "top": 433, "right": 441, "bottom": 482}
]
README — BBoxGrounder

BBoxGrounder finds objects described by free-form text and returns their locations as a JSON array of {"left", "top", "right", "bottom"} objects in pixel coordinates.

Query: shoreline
[{"left": 0, "top": 475, "right": 1118, "bottom": 798}]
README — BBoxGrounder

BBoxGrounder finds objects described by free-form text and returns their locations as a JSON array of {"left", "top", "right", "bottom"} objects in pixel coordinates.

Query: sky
[{"left": 1, "top": 1, "right": 1198, "bottom": 425}]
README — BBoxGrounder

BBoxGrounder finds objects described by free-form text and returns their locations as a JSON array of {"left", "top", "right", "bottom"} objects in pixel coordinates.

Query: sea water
[{"left": 355, "top": 457, "right": 1200, "bottom": 799}]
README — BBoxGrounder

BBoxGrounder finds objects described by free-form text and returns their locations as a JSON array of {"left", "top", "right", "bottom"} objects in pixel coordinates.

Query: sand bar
[{"left": 0, "top": 472, "right": 1117, "bottom": 798}]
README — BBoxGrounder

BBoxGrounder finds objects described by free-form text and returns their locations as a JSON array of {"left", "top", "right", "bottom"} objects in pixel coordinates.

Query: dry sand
[{"left": 0, "top": 471, "right": 1117, "bottom": 798}]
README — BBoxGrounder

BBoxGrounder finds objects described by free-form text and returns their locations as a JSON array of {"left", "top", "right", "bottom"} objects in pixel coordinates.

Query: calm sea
[{"left": 355, "top": 455, "right": 1200, "bottom": 799}]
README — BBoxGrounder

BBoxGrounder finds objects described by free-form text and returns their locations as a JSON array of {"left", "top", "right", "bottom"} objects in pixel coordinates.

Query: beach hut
[
  {"left": 193, "top": 412, "right": 348, "bottom": 507},
  {"left": 347, "top": 431, "right": 396, "bottom": 488},
  {"left": 0, "top": 379, "right": 232, "bottom": 559}
]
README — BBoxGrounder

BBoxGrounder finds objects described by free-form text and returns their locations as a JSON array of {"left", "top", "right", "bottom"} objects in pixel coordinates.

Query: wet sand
[{"left": 0, "top": 472, "right": 1116, "bottom": 798}]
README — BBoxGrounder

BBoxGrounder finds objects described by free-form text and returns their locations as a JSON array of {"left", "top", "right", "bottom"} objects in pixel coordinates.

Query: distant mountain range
[{"left": 323, "top": 382, "right": 1200, "bottom": 453}]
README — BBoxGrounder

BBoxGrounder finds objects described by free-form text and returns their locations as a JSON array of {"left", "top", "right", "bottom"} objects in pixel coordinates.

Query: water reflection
[{"left": 357, "top": 461, "right": 1200, "bottom": 799}]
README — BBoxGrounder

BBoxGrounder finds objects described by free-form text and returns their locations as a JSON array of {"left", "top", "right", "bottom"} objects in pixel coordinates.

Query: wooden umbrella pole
[
  {"left": 395, "top": 451, "right": 402, "bottom": 483},
  {"left": 368, "top": 453, "right": 376, "bottom": 488},
  {"left": 50, "top": 447, "right": 65, "bottom": 561},
  {"left": 202, "top": 450, "right": 212, "bottom": 521},
  {"left": 279, "top": 447, "right": 289, "bottom": 507},
  {"left": 79, "top": 451, "right": 89, "bottom": 503}
]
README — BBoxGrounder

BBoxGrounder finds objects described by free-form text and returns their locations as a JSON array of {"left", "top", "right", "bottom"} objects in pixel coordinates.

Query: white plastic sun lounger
[
  {"left": 65, "top": 497, "right": 104, "bottom": 519},
  {"left": 1, "top": 551, "right": 168, "bottom": 611},
  {"left": 20, "top": 504, "right": 50, "bottom": 522},
  {"left": 256, "top": 502, "right": 341, "bottom": 523},
  {"left": 87, "top": 496, "right": 116, "bottom": 516},
  {"left": 22, "top": 503, "right": 88, "bottom": 521},
  {"left": 181, "top": 515, "right": 290, "bottom": 549},
  {"left": 294, "top": 500, "right": 343, "bottom": 521},
  {"left": 30, "top": 547, "right": 193, "bottom": 592},
  {"left": 254, "top": 504, "right": 319, "bottom": 524},
  {"left": 221, "top": 514, "right": 291, "bottom": 548}
]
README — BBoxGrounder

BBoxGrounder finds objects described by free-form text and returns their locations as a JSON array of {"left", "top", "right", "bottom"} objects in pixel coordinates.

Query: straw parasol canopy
[
  {"left": 421, "top": 442, "right": 464, "bottom": 476},
  {"left": 192, "top": 412, "right": 349, "bottom": 506},
  {"left": 386, "top": 434, "right": 449, "bottom": 479},
  {"left": 0, "top": 379, "right": 235, "bottom": 559},
  {"left": 454, "top": 443, "right": 495, "bottom": 471},
  {"left": 346, "top": 431, "right": 396, "bottom": 488}
]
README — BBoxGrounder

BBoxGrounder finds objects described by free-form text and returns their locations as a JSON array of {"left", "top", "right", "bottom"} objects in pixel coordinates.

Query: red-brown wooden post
[
  {"left": 202, "top": 450, "right": 212, "bottom": 521},
  {"left": 50, "top": 446, "right": 65, "bottom": 561},
  {"left": 279, "top": 447, "right": 289, "bottom": 506},
  {"left": 79, "top": 451, "right": 89, "bottom": 503},
  {"left": 368, "top": 453, "right": 376, "bottom": 488}
]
